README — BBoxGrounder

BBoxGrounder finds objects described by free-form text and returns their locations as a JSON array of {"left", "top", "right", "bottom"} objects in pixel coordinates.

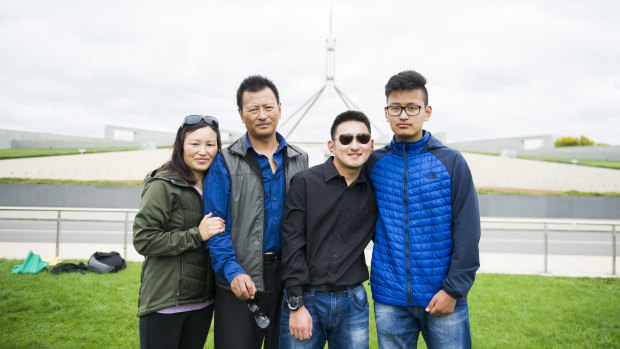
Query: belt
[
  {"left": 263, "top": 251, "right": 282, "bottom": 264},
  {"left": 314, "top": 284, "right": 348, "bottom": 293}
]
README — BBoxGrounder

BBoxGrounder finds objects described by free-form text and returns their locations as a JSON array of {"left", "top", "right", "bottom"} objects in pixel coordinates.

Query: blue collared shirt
[
  {"left": 203, "top": 133, "right": 287, "bottom": 283},
  {"left": 246, "top": 133, "right": 287, "bottom": 252}
]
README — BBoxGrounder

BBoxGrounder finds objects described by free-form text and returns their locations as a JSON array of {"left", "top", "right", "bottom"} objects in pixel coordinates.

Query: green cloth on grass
[{"left": 11, "top": 251, "right": 49, "bottom": 274}]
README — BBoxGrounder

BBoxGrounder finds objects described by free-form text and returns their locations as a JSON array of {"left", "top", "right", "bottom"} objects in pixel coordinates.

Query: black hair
[
  {"left": 158, "top": 120, "right": 221, "bottom": 184},
  {"left": 384, "top": 70, "right": 429, "bottom": 105},
  {"left": 330, "top": 110, "right": 371, "bottom": 140},
  {"left": 236, "top": 75, "right": 280, "bottom": 110}
]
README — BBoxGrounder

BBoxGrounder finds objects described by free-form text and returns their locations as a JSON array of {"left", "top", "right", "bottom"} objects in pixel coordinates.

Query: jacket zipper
[
  {"left": 177, "top": 254, "right": 183, "bottom": 306},
  {"left": 234, "top": 147, "right": 268, "bottom": 291},
  {"left": 404, "top": 150, "right": 411, "bottom": 306}
]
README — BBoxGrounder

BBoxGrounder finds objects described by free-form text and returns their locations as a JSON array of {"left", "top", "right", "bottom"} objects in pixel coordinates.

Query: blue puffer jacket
[{"left": 368, "top": 131, "right": 480, "bottom": 307}]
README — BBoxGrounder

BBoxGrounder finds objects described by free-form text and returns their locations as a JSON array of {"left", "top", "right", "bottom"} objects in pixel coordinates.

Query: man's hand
[
  {"left": 425, "top": 290, "right": 456, "bottom": 316},
  {"left": 289, "top": 306, "right": 313, "bottom": 341},
  {"left": 230, "top": 274, "right": 256, "bottom": 300}
]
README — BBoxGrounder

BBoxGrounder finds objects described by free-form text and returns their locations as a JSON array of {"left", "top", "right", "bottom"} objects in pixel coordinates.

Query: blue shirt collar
[{"left": 245, "top": 132, "right": 288, "bottom": 155}]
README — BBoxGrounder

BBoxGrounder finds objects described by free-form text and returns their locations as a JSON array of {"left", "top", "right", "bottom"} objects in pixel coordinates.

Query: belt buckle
[{"left": 264, "top": 252, "right": 280, "bottom": 263}]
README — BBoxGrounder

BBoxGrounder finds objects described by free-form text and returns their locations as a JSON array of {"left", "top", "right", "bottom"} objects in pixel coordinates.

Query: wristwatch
[{"left": 287, "top": 296, "right": 304, "bottom": 311}]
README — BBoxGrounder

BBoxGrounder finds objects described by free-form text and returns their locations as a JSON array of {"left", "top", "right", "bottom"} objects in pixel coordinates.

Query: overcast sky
[{"left": 1, "top": 0, "right": 619, "bottom": 145}]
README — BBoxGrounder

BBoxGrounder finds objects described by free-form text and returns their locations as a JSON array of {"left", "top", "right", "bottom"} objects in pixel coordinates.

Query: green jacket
[{"left": 133, "top": 169, "right": 215, "bottom": 317}]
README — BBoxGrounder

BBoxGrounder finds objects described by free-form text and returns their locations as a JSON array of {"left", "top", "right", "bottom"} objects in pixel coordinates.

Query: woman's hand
[{"left": 198, "top": 213, "right": 225, "bottom": 241}]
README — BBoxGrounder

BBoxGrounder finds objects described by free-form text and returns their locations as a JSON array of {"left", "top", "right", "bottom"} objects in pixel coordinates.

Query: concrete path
[
  {"left": 1, "top": 145, "right": 619, "bottom": 192},
  {"left": 1, "top": 242, "right": 616, "bottom": 278},
  {"left": 463, "top": 153, "right": 620, "bottom": 193}
]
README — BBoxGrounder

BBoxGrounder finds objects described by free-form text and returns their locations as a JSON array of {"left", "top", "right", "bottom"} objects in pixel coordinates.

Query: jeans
[
  {"left": 374, "top": 302, "right": 471, "bottom": 349},
  {"left": 279, "top": 284, "right": 369, "bottom": 349}
]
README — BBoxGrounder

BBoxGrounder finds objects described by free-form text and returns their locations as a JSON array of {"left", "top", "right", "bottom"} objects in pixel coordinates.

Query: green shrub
[{"left": 555, "top": 135, "right": 596, "bottom": 147}]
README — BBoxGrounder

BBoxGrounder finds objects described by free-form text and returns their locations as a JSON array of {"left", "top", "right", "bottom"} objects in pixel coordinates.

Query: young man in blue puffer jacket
[{"left": 367, "top": 70, "right": 480, "bottom": 349}]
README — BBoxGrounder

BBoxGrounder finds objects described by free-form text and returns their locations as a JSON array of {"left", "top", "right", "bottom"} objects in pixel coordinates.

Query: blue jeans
[
  {"left": 279, "top": 284, "right": 369, "bottom": 349},
  {"left": 374, "top": 302, "right": 471, "bottom": 349}
]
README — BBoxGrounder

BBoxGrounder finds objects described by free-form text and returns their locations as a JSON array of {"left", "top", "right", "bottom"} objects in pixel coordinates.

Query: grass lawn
[
  {"left": 0, "top": 177, "right": 142, "bottom": 186},
  {"left": 0, "top": 148, "right": 153, "bottom": 160},
  {"left": 465, "top": 151, "right": 620, "bottom": 171},
  {"left": 1, "top": 259, "right": 619, "bottom": 348},
  {"left": 515, "top": 155, "right": 620, "bottom": 170},
  {"left": 476, "top": 187, "right": 620, "bottom": 197}
]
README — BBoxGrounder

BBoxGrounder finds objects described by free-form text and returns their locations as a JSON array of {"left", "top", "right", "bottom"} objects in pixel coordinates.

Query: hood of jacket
[{"left": 142, "top": 167, "right": 194, "bottom": 196}]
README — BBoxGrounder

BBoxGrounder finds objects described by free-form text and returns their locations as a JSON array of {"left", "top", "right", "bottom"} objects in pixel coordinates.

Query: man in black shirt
[{"left": 280, "top": 110, "right": 378, "bottom": 349}]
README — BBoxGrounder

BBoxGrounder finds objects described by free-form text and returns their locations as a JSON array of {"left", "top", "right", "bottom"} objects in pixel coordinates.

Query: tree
[
  {"left": 579, "top": 135, "right": 595, "bottom": 146},
  {"left": 554, "top": 135, "right": 596, "bottom": 147}
]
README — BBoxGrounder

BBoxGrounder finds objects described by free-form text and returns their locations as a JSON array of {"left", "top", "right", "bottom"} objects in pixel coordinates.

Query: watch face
[{"left": 288, "top": 297, "right": 301, "bottom": 310}]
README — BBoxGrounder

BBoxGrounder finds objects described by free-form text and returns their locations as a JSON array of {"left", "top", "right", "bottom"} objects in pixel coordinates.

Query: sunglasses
[
  {"left": 247, "top": 296, "right": 270, "bottom": 329},
  {"left": 337, "top": 133, "right": 371, "bottom": 145},
  {"left": 181, "top": 115, "right": 219, "bottom": 128}
]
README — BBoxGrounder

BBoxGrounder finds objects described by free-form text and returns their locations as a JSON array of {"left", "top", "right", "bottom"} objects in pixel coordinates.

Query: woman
[{"left": 133, "top": 115, "right": 225, "bottom": 349}]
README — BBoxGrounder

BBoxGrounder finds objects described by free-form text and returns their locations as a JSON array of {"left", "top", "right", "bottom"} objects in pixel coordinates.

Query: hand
[
  {"left": 289, "top": 306, "right": 313, "bottom": 341},
  {"left": 198, "top": 213, "right": 225, "bottom": 241},
  {"left": 230, "top": 274, "right": 256, "bottom": 300},
  {"left": 425, "top": 290, "right": 456, "bottom": 316}
]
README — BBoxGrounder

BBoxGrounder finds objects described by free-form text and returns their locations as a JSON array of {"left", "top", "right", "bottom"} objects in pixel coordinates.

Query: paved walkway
[
  {"left": 0, "top": 242, "right": 616, "bottom": 278},
  {"left": 1, "top": 145, "right": 619, "bottom": 192}
]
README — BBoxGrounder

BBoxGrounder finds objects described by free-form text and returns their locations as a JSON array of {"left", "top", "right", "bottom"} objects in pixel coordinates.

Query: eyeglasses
[
  {"left": 338, "top": 133, "right": 371, "bottom": 145},
  {"left": 386, "top": 105, "right": 427, "bottom": 117},
  {"left": 181, "top": 115, "right": 219, "bottom": 128},
  {"left": 247, "top": 297, "right": 270, "bottom": 329}
]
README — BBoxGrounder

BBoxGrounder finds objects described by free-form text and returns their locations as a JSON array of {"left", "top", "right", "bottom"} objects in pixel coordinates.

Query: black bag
[
  {"left": 88, "top": 251, "right": 127, "bottom": 274},
  {"left": 50, "top": 262, "right": 89, "bottom": 275}
]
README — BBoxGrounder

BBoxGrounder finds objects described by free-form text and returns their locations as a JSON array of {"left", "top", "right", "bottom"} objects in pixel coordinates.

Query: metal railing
[
  {"left": 1, "top": 207, "right": 618, "bottom": 275},
  {"left": 0, "top": 206, "right": 138, "bottom": 260},
  {"left": 481, "top": 217, "right": 619, "bottom": 275}
]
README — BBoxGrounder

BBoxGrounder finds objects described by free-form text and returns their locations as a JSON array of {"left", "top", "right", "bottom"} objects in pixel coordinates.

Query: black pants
[
  {"left": 139, "top": 304, "right": 214, "bottom": 349},
  {"left": 214, "top": 261, "right": 282, "bottom": 349}
]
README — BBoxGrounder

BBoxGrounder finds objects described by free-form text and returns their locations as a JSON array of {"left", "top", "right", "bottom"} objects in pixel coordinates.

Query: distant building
[
  {"left": 104, "top": 125, "right": 241, "bottom": 148},
  {"left": 0, "top": 128, "right": 135, "bottom": 149},
  {"left": 0, "top": 125, "right": 242, "bottom": 150},
  {"left": 448, "top": 135, "right": 555, "bottom": 154},
  {"left": 448, "top": 135, "right": 620, "bottom": 161}
]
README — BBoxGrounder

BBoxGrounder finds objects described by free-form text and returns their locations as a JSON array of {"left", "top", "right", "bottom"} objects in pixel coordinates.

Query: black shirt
[{"left": 281, "top": 157, "right": 378, "bottom": 297}]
